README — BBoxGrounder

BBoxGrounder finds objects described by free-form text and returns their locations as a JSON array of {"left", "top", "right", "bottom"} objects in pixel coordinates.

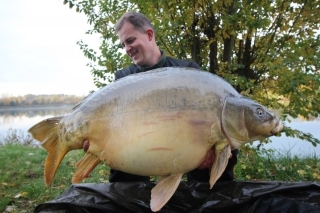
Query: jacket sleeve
[
  {"left": 188, "top": 61, "right": 201, "bottom": 69},
  {"left": 114, "top": 65, "right": 138, "bottom": 80},
  {"left": 114, "top": 69, "right": 128, "bottom": 80}
]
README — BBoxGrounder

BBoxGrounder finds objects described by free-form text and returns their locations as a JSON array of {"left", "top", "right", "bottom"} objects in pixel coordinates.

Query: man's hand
[
  {"left": 197, "top": 148, "right": 233, "bottom": 169},
  {"left": 198, "top": 149, "right": 215, "bottom": 169}
]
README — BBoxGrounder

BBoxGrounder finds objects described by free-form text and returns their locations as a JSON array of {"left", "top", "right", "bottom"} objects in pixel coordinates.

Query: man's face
[{"left": 117, "top": 22, "right": 152, "bottom": 66}]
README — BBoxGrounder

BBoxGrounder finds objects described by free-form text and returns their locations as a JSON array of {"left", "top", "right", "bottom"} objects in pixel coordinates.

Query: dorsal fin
[{"left": 72, "top": 92, "right": 94, "bottom": 110}]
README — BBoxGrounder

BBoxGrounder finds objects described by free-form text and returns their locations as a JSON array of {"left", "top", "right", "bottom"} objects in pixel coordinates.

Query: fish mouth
[{"left": 270, "top": 120, "right": 284, "bottom": 136}]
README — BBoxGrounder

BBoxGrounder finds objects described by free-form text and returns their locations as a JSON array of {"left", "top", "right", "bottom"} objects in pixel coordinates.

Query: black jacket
[{"left": 115, "top": 56, "right": 200, "bottom": 80}]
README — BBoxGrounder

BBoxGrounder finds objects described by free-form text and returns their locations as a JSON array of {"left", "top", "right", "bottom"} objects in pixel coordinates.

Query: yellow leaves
[
  {"left": 313, "top": 173, "right": 320, "bottom": 180},
  {"left": 99, "top": 169, "right": 107, "bottom": 175},
  {"left": 297, "top": 170, "right": 306, "bottom": 177},
  {"left": 1, "top": 182, "right": 17, "bottom": 188},
  {"left": 235, "top": 145, "right": 320, "bottom": 182},
  {"left": 269, "top": 169, "right": 277, "bottom": 176},
  {"left": 98, "top": 169, "right": 110, "bottom": 183},
  {"left": 50, "top": 184, "right": 66, "bottom": 190},
  {"left": 99, "top": 178, "right": 109, "bottom": 183},
  {"left": 14, "top": 191, "right": 28, "bottom": 198}
]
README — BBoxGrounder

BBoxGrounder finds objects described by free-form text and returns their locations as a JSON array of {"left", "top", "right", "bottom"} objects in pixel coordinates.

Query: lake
[
  {"left": 0, "top": 106, "right": 319, "bottom": 156},
  {"left": 0, "top": 106, "right": 73, "bottom": 145}
]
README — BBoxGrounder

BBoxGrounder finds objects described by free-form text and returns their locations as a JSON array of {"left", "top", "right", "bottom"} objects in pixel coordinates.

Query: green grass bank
[{"left": 0, "top": 142, "right": 319, "bottom": 213}]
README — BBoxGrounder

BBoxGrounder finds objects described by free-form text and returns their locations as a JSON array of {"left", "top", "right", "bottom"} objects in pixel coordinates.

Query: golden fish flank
[{"left": 28, "top": 67, "right": 283, "bottom": 212}]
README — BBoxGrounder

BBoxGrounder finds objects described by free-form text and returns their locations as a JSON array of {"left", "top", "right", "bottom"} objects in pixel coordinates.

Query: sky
[{"left": 0, "top": 0, "right": 101, "bottom": 97}]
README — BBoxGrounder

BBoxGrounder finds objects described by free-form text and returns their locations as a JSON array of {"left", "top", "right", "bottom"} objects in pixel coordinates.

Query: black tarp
[{"left": 34, "top": 181, "right": 320, "bottom": 213}]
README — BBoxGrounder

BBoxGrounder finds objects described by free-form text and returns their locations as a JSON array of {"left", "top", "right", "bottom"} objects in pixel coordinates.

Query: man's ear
[{"left": 146, "top": 28, "right": 154, "bottom": 41}]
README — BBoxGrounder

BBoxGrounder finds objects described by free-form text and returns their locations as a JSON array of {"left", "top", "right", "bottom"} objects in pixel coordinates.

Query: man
[{"left": 109, "top": 11, "right": 238, "bottom": 183}]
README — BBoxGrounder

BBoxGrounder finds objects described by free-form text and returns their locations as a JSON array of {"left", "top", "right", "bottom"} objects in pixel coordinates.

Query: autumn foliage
[{"left": 63, "top": 0, "right": 320, "bottom": 145}]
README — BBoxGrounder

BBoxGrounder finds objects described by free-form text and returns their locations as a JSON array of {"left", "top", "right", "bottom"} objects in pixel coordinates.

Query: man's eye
[{"left": 127, "top": 38, "right": 135, "bottom": 44}]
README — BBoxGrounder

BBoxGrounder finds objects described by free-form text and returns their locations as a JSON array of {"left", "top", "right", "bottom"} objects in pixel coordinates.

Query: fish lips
[{"left": 270, "top": 120, "right": 284, "bottom": 136}]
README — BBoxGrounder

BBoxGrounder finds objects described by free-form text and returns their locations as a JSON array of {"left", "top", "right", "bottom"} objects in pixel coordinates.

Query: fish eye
[{"left": 256, "top": 108, "right": 264, "bottom": 116}]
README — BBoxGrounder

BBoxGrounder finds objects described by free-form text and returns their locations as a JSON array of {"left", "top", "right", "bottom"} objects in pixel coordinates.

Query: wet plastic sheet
[{"left": 34, "top": 181, "right": 320, "bottom": 213}]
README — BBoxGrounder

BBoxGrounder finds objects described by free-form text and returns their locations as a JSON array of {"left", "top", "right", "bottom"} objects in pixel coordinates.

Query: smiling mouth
[{"left": 129, "top": 51, "right": 138, "bottom": 59}]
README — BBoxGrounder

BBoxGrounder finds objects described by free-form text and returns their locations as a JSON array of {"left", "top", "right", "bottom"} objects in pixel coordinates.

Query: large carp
[{"left": 29, "top": 67, "right": 283, "bottom": 212}]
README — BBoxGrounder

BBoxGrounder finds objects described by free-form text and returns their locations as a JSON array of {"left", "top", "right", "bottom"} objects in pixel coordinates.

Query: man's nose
[{"left": 125, "top": 45, "right": 132, "bottom": 54}]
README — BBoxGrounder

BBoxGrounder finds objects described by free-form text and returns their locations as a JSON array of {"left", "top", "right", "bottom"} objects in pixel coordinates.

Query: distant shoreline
[{"left": 0, "top": 104, "right": 75, "bottom": 111}]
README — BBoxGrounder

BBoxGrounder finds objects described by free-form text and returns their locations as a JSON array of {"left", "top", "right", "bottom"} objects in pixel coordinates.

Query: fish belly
[{"left": 96, "top": 109, "right": 214, "bottom": 176}]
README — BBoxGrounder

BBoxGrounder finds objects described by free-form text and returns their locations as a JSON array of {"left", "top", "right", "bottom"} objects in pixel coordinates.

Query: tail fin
[{"left": 28, "top": 116, "right": 69, "bottom": 185}]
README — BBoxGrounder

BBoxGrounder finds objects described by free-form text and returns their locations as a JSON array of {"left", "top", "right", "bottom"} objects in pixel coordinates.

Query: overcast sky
[{"left": 0, "top": 0, "right": 101, "bottom": 97}]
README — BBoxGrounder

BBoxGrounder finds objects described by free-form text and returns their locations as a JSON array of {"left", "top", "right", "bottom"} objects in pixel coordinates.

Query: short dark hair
[{"left": 115, "top": 12, "right": 154, "bottom": 33}]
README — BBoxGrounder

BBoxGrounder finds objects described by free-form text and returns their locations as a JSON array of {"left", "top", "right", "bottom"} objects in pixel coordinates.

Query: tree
[{"left": 63, "top": 0, "right": 320, "bottom": 146}]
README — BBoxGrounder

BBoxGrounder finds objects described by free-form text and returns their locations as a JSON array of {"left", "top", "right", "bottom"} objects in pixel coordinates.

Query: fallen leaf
[
  {"left": 20, "top": 192, "right": 28, "bottom": 197},
  {"left": 14, "top": 192, "right": 28, "bottom": 198},
  {"left": 269, "top": 169, "right": 276, "bottom": 175},
  {"left": 297, "top": 170, "right": 306, "bottom": 176},
  {"left": 14, "top": 193, "right": 21, "bottom": 199},
  {"left": 313, "top": 173, "right": 320, "bottom": 180},
  {"left": 99, "top": 170, "right": 106, "bottom": 175},
  {"left": 5, "top": 205, "right": 16, "bottom": 212}
]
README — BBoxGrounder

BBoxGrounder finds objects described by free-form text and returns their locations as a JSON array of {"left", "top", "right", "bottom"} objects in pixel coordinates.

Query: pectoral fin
[
  {"left": 209, "top": 143, "right": 231, "bottom": 188},
  {"left": 72, "top": 152, "right": 101, "bottom": 183},
  {"left": 150, "top": 173, "right": 183, "bottom": 212}
]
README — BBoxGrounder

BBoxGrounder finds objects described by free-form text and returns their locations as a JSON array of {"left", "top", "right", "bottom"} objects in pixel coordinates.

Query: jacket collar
[{"left": 137, "top": 50, "right": 166, "bottom": 72}]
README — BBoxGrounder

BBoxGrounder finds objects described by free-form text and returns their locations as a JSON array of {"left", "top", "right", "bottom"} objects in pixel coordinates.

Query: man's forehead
[{"left": 118, "top": 23, "right": 138, "bottom": 40}]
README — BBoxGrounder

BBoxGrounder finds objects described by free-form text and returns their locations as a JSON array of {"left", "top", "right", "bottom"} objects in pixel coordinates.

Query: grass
[
  {"left": 0, "top": 131, "right": 319, "bottom": 213},
  {"left": 0, "top": 132, "right": 110, "bottom": 213},
  {"left": 235, "top": 145, "right": 320, "bottom": 181}
]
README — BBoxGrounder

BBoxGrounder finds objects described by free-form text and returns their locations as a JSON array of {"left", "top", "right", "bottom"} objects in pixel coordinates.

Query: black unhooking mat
[{"left": 34, "top": 181, "right": 320, "bottom": 213}]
